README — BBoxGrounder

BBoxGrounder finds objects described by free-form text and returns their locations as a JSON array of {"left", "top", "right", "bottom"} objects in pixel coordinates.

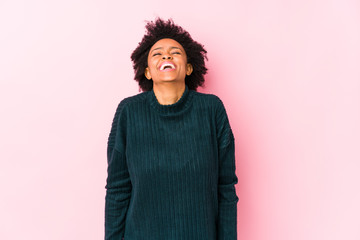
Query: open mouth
[{"left": 159, "top": 62, "right": 176, "bottom": 71}]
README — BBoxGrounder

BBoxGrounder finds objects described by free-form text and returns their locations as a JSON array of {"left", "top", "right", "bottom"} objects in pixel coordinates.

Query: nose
[{"left": 162, "top": 53, "right": 172, "bottom": 60}]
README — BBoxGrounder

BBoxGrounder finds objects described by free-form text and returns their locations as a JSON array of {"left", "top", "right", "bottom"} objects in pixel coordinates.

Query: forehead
[{"left": 150, "top": 38, "right": 185, "bottom": 51}]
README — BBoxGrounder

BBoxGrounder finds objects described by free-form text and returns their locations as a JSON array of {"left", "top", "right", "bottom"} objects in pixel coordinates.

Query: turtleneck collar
[{"left": 148, "top": 84, "right": 193, "bottom": 116}]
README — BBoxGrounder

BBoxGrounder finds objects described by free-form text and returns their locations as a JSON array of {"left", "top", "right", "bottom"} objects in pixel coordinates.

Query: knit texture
[{"left": 105, "top": 84, "right": 239, "bottom": 240}]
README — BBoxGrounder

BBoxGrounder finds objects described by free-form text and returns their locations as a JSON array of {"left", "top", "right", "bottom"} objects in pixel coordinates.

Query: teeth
[{"left": 160, "top": 63, "right": 175, "bottom": 70}]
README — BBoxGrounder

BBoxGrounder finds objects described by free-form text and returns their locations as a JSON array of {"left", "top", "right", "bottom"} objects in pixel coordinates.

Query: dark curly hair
[{"left": 130, "top": 18, "right": 208, "bottom": 92}]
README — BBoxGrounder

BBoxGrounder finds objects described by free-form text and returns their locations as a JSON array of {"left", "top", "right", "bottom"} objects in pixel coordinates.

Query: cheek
[
  {"left": 182, "top": 57, "right": 188, "bottom": 66},
  {"left": 147, "top": 60, "right": 156, "bottom": 72}
]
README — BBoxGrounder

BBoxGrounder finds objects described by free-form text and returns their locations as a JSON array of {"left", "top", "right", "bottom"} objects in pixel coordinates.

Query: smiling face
[{"left": 145, "top": 38, "right": 193, "bottom": 84}]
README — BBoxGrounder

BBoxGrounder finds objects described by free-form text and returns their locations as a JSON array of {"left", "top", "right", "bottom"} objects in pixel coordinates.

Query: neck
[{"left": 152, "top": 82, "right": 186, "bottom": 105}]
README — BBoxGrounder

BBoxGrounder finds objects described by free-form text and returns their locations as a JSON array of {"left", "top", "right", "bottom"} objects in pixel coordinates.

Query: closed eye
[
  {"left": 172, "top": 52, "right": 181, "bottom": 54},
  {"left": 152, "top": 53, "right": 161, "bottom": 56}
]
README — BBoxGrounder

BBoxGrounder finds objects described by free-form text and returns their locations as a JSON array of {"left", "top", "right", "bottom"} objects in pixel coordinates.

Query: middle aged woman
[{"left": 105, "top": 18, "right": 239, "bottom": 240}]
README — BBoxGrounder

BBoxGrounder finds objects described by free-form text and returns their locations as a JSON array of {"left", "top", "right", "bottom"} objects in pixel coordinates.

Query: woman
[{"left": 105, "top": 18, "right": 239, "bottom": 240}]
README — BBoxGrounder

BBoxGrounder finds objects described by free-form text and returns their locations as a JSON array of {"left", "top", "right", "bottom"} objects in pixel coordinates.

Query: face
[{"left": 145, "top": 38, "right": 193, "bottom": 84}]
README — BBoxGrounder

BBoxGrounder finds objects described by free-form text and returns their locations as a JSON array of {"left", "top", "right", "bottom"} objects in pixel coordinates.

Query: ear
[
  {"left": 186, "top": 63, "right": 193, "bottom": 76},
  {"left": 144, "top": 67, "right": 152, "bottom": 80}
]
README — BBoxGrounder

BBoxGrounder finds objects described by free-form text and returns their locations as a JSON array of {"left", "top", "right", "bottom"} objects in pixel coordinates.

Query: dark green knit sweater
[{"left": 105, "top": 84, "right": 239, "bottom": 240}]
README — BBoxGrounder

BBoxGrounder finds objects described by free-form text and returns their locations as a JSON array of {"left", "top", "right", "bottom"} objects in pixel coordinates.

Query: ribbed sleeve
[
  {"left": 215, "top": 97, "right": 239, "bottom": 240},
  {"left": 105, "top": 100, "right": 132, "bottom": 240},
  {"left": 104, "top": 85, "right": 239, "bottom": 240}
]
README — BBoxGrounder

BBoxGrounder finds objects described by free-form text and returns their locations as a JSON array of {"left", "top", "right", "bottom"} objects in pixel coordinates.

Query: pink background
[{"left": 1, "top": 0, "right": 359, "bottom": 239}]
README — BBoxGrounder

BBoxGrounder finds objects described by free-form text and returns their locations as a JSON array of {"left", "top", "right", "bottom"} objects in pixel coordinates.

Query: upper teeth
[{"left": 160, "top": 63, "right": 175, "bottom": 70}]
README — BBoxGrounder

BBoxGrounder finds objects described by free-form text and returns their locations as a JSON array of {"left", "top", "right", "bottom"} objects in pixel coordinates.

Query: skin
[{"left": 145, "top": 38, "right": 193, "bottom": 105}]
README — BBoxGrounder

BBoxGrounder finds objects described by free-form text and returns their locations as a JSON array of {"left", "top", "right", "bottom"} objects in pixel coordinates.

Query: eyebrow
[{"left": 150, "top": 46, "right": 182, "bottom": 54}]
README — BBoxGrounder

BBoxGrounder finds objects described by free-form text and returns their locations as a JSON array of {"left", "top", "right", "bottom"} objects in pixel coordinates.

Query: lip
[{"left": 159, "top": 61, "right": 176, "bottom": 72}]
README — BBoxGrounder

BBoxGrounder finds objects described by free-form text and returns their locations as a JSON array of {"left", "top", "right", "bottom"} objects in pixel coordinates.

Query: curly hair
[{"left": 130, "top": 18, "right": 208, "bottom": 92}]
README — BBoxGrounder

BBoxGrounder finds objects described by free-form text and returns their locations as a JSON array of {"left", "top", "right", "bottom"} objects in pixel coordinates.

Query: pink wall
[{"left": 1, "top": 0, "right": 359, "bottom": 239}]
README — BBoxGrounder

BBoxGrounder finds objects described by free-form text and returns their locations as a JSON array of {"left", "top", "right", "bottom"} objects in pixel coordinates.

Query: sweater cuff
[{"left": 217, "top": 139, "right": 239, "bottom": 239}]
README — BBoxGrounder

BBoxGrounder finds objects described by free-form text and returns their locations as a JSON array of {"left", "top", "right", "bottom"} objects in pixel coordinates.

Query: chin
[{"left": 158, "top": 78, "right": 177, "bottom": 82}]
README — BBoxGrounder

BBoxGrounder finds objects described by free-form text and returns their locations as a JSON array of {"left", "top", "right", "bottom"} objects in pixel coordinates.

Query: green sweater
[{"left": 105, "top": 84, "right": 239, "bottom": 240}]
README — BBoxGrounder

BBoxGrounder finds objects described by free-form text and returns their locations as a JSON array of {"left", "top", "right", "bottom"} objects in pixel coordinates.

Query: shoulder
[
  {"left": 114, "top": 91, "right": 149, "bottom": 113},
  {"left": 190, "top": 90, "right": 226, "bottom": 112},
  {"left": 108, "top": 91, "right": 149, "bottom": 146}
]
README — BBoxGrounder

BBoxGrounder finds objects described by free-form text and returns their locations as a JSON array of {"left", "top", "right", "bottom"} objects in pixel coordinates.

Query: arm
[
  {"left": 215, "top": 97, "right": 239, "bottom": 240},
  {"left": 105, "top": 100, "right": 132, "bottom": 240}
]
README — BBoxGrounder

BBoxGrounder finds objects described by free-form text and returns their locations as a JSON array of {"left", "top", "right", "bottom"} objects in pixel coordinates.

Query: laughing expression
[{"left": 145, "top": 38, "right": 193, "bottom": 83}]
